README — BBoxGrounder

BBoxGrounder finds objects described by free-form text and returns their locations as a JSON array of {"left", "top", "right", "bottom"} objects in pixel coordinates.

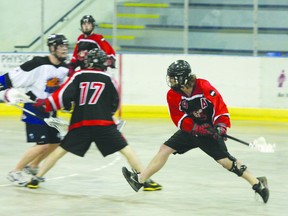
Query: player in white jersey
[{"left": 0, "top": 34, "right": 69, "bottom": 186}]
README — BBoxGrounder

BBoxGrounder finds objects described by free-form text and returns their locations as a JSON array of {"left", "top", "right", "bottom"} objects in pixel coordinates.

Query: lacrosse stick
[
  {"left": 224, "top": 134, "right": 276, "bottom": 153},
  {"left": 11, "top": 104, "right": 69, "bottom": 137}
]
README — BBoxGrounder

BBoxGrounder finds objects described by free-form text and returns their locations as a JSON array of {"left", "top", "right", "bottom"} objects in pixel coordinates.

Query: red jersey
[
  {"left": 167, "top": 78, "right": 230, "bottom": 133},
  {"left": 71, "top": 33, "right": 116, "bottom": 65}
]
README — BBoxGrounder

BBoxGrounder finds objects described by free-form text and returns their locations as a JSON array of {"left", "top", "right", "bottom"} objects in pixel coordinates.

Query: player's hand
[
  {"left": 107, "top": 57, "right": 116, "bottom": 68},
  {"left": 3, "top": 88, "right": 34, "bottom": 104},
  {"left": 33, "top": 98, "right": 47, "bottom": 112},
  {"left": 213, "top": 124, "right": 227, "bottom": 140},
  {"left": 191, "top": 123, "right": 213, "bottom": 136}
]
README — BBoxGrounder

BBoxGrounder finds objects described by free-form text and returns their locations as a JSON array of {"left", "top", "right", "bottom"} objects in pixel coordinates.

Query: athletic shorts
[
  {"left": 25, "top": 123, "right": 61, "bottom": 145},
  {"left": 60, "top": 125, "right": 128, "bottom": 157},
  {"left": 164, "top": 130, "right": 232, "bottom": 160}
]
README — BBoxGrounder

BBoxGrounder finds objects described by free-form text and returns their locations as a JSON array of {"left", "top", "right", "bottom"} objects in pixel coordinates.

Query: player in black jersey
[
  {"left": 26, "top": 48, "right": 162, "bottom": 191},
  {"left": 0, "top": 34, "right": 69, "bottom": 186}
]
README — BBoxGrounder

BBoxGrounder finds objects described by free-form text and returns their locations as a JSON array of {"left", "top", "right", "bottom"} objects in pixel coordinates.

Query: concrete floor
[{"left": 0, "top": 116, "right": 287, "bottom": 216}]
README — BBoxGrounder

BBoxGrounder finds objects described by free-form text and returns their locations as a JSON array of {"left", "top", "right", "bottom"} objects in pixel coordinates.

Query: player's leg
[
  {"left": 119, "top": 145, "right": 144, "bottom": 172},
  {"left": 25, "top": 144, "right": 59, "bottom": 175},
  {"left": 27, "top": 127, "right": 93, "bottom": 189},
  {"left": 26, "top": 146, "right": 68, "bottom": 189},
  {"left": 217, "top": 156, "right": 269, "bottom": 203},
  {"left": 200, "top": 137, "right": 269, "bottom": 203},
  {"left": 137, "top": 144, "right": 174, "bottom": 183}
]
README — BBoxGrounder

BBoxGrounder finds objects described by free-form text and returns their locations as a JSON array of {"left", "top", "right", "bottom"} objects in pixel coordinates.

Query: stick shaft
[
  {"left": 12, "top": 104, "right": 44, "bottom": 121},
  {"left": 224, "top": 134, "right": 250, "bottom": 146}
]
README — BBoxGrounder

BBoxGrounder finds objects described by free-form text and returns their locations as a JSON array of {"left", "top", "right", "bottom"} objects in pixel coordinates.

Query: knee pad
[{"left": 228, "top": 155, "right": 247, "bottom": 177}]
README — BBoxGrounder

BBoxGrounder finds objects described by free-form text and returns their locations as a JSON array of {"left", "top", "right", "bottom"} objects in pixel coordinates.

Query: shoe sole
[
  {"left": 143, "top": 187, "right": 162, "bottom": 191},
  {"left": 26, "top": 184, "right": 39, "bottom": 189}
]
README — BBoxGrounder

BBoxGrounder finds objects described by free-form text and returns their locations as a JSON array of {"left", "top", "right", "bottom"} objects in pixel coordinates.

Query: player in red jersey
[
  {"left": 122, "top": 60, "right": 269, "bottom": 203},
  {"left": 69, "top": 15, "right": 116, "bottom": 75}
]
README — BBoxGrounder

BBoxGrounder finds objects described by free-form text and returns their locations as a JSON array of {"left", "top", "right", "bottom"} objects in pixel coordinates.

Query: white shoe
[
  {"left": 7, "top": 171, "right": 27, "bottom": 186},
  {"left": 23, "top": 165, "right": 39, "bottom": 176}
]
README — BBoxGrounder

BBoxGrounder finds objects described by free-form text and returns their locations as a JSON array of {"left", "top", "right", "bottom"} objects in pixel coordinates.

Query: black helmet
[
  {"left": 80, "top": 15, "right": 96, "bottom": 35},
  {"left": 84, "top": 48, "right": 108, "bottom": 70},
  {"left": 167, "top": 60, "right": 192, "bottom": 90},
  {"left": 47, "top": 34, "right": 68, "bottom": 47}
]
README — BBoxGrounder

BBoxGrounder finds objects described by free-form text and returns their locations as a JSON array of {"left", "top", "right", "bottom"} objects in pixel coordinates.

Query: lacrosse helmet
[
  {"left": 167, "top": 60, "right": 193, "bottom": 91},
  {"left": 47, "top": 34, "right": 68, "bottom": 47},
  {"left": 80, "top": 15, "right": 96, "bottom": 35},
  {"left": 84, "top": 48, "right": 108, "bottom": 70}
]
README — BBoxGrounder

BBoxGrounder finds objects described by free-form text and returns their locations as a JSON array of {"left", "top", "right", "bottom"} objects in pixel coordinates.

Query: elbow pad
[{"left": 0, "top": 74, "right": 12, "bottom": 91}]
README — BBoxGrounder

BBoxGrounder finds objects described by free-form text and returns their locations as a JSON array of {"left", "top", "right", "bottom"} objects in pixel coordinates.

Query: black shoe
[
  {"left": 252, "top": 176, "right": 269, "bottom": 203},
  {"left": 122, "top": 167, "right": 143, "bottom": 192},
  {"left": 143, "top": 179, "right": 162, "bottom": 191},
  {"left": 26, "top": 176, "right": 43, "bottom": 189}
]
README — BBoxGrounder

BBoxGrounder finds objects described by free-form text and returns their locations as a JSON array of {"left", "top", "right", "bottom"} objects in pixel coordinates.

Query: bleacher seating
[{"left": 97, "top": 0, "right": 288, "bottom": 56}]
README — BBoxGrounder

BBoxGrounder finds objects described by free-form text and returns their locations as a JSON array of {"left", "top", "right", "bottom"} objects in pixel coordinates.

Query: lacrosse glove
[
  {"left": 191, "top": 123, "right": 214, "bottom": 136},
  {"left": 213, "top": 124, "right": 227, "bottom": 140}
]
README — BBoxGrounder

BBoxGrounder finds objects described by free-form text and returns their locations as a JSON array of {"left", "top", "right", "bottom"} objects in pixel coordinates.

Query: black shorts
[
  {"left": 164, "top": 130, "right": 232, "bottom": 160},
  {"left": 26, "top": 123, "right": 61, "bottom": 145},
  {"left": 60, "top": 125, "right": 128, "bottom": 157}
]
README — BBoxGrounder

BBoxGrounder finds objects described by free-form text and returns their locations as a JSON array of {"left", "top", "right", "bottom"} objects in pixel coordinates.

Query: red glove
[
  {"left": 191, "top": 123, "right": 213, "bottom": 136},
  {"left": 213, "top": 124, "right": 227, "bottom": 140},
  {"left": 107, "top": 57, "right": 116, "bottom": 68},
  {"left": 33, "top": 99, "right": 47, "bottom": 112}
]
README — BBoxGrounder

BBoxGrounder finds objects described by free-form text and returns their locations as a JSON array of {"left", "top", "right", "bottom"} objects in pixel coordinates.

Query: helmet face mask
[
  {"left": 167, "top": 60, "right": 192, "bottom": 91},
  {"left": 84, "top": 48, "right": 108, "bottom": 70},
  {"left": 80, "top": 15, "right": 96, "bottom": 35}
]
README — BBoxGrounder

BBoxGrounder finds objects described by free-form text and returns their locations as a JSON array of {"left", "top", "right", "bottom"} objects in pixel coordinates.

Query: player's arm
[
  {"left": 97, "top": 35, "right": 116, "bottom": 68},
  {"left": 45, "top": 75, "right": 76, "bottom": 112},
  {"left": 167, "top": 90, "right": 213, "bottom": 136},
  {"left": 201, "top": 80, "right": 230, "bottom": 127},
  {"left": 167, "top": 90, "right": 194, "bottom": 132},
  {"left": 110, "top": 78, "right": 120, "bottom": 114}
]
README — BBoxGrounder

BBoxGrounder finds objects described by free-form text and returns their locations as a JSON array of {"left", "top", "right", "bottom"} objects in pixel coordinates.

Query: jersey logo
[
  {"left": 200, "top": 98, "right": 208, "bottom": 109},
  {"left": 45, "top": 78, "right": 61, "bottom": 93}
]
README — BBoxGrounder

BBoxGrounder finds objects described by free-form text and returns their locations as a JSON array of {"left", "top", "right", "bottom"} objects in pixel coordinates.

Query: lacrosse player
[
  {"left": 68, "top": 15, "right": 116, "bottom": 76},
  {"left": 122, "top": 60, "right": 269, "bottom": 203},
  {"left": 0, "top": 34, "right": 69, "bottom": 186},
  {"left": 26, "top": 48, "right": 162, "bottom": 191}
]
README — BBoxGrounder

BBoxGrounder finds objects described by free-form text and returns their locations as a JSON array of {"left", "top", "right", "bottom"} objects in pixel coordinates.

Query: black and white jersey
[{"left": 8, "top": 56, "right": 68, "bottom": 124}]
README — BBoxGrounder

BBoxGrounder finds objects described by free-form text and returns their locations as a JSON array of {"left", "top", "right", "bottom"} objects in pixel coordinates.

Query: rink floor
[{"left": 0, "top": 116, "right": 287, "bottom": 216}]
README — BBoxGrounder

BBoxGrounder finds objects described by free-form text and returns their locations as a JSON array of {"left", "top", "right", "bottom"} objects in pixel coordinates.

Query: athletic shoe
[
  {"left": 122, "top": 167, "right": 143, "bottom": 192},
  {"left": 23, "top": 165, "right": 39, "bottom": 176},
  {"left": 7, "top": 171, "right": 27, "bottom": 187},
  {"left": 26, "top": 176, "right": 44, "bottom": 189},
  {"left": 252, "top": 176, "right": 269, "bottom": 203},
  {"left": 143, "top": 179, "right": 162, "bottom": 191}
]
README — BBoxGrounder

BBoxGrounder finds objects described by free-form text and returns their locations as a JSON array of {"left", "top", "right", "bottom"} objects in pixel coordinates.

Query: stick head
[
  {"left": 250, "top": 137, "right": 276, "bottom": 153},
  {"left": 44, "top": 117, "right": 69, "bottom": 137}
]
